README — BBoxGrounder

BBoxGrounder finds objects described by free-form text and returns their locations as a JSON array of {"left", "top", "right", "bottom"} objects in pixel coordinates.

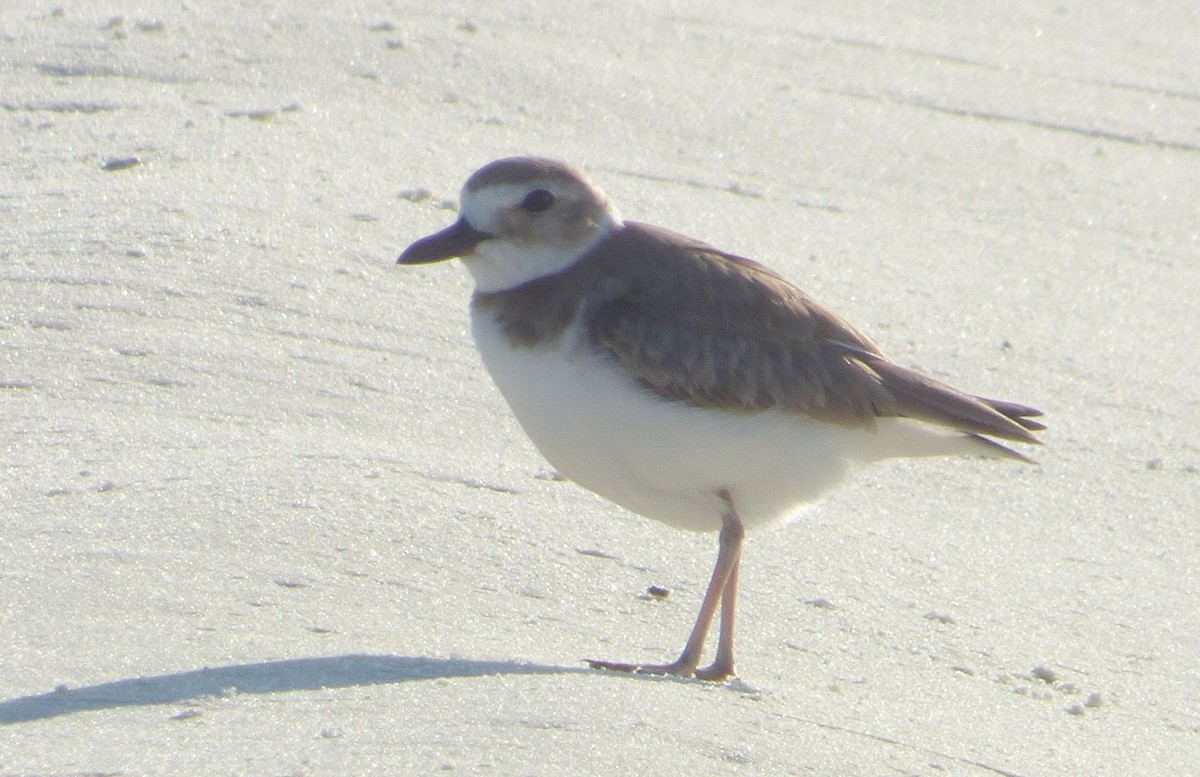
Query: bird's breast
[{"left": 468, "top": 309, "right": 857, "bottom": 532}]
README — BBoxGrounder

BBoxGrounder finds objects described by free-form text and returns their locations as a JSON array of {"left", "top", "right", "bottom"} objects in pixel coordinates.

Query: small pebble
[{"left": 646, "top": 585, "right": 670, "bottom": 599}]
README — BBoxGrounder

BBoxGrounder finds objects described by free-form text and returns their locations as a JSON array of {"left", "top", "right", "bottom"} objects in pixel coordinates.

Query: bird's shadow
[{"left": 0, "top": 654, "right": 593, "bottom": 725}]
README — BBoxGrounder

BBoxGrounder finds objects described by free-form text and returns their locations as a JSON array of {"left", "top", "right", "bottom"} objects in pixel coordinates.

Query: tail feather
[
  {"left": 966, "top": 432, "right": 1038, "bottom": 464},
  {"left": 863, "top": 357, "right": 1043, "bottom": 445},
  {"left": 978, "top": 396, "right": 1046, "bottom": 432}
]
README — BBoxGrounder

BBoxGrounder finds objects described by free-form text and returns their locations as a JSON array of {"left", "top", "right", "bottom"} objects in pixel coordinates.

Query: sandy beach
[{"left": 2, "top": 2, "right": 1198, "bottom": 774}]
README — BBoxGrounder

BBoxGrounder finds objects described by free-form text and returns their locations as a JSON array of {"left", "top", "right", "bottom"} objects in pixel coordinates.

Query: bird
[{"left": 396, "top": 156, "right": 1043, "bottom": 681}]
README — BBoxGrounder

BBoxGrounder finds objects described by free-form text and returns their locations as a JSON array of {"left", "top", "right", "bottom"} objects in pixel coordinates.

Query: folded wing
[{"left": 583, "top": 222, "right": 1044, "bottom": 457}]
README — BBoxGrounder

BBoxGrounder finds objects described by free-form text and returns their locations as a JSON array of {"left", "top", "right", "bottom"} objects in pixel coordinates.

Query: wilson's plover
[{"left": 397, "top": 156, "right": 1043, "bottom": 681}]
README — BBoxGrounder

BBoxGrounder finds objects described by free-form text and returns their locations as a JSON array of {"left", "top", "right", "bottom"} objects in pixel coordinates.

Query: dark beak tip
[{"left": 395, "top": 247, "right": 426, "bottom": 265}]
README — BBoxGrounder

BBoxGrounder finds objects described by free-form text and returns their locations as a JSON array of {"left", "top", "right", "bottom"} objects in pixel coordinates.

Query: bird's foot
[
  {"left": 693, "top": 659, "right": 736, "bottom": 682},
  {"left": 586, "top": 658, "right": 735, "bottom": 682}
]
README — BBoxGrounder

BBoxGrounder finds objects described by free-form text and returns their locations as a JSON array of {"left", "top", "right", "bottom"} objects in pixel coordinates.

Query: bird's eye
[{"left": 519, "top": 188, "right": 555, "bottom": 214}]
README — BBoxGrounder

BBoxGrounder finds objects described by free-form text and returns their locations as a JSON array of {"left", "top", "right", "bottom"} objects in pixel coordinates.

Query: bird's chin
[{"left": 458, "top": 252, "right": 516, "bottom": 294}]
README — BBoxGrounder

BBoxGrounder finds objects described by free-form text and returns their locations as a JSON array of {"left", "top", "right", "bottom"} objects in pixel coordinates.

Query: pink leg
[
  {"left": 694, "top": 535, "right": 740, "bottom": 681},
  {"left": 589, "top": 490, "right": 744, "bottom": 681}
]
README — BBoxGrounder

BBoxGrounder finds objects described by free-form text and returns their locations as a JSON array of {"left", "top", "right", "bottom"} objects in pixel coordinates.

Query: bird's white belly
[{"left": 471, "top": 312, "right": 866, "bottom": 532}]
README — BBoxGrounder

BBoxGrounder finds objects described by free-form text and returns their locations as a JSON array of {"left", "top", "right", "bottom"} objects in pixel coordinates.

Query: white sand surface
[{"left": 2, "top": 2, "right": 1197, "bottom": 774}]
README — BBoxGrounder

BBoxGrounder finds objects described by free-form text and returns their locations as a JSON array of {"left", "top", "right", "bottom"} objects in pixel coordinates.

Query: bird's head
[{"left": 397, "top": 156, "right": 622, "bottom": 292}]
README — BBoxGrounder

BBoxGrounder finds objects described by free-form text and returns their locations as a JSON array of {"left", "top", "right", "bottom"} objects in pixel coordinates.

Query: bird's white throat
[{"left": 461, "top": 212, "right": 623, "bottom": 293}]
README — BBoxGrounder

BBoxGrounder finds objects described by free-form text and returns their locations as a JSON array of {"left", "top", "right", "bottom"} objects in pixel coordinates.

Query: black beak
[{"left": 397, "top": 218, "right": 494, "bottom": 265}]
